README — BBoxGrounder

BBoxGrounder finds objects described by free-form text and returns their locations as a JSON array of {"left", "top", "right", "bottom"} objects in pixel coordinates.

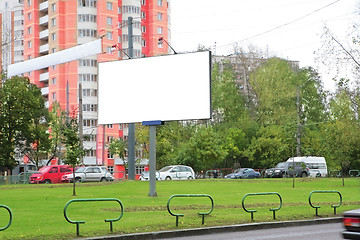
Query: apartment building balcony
[
  {"left": 39, "top": 44, "right": 49, "bottom": 54},
  {"left": 39, "top": 72, "right": 49, "bottom": 82},
  {"left": 39, "top": 15, "right": 49, "bottom": 26},
  {"left": 39, "top": 29, "right": 49, "bottom": 40},
  {"left": 41, "top": 87, "right": 49, "bottom": 96},
  {"left": 39, "top": 1, "right": 48, "bottom": 12}
]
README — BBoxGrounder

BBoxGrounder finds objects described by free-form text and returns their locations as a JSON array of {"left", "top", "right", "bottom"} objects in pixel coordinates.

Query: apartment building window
[
  {"left": 79, "top": 74, "right": 97, "bottom": 82},
  {"left": 52, "top": 92, "right": 56, "bottom": 100},
  {"left": 119, "top": 124, "right": 122, "bottom": 130},
  {"left": 106, "top": 136, "right": 113, "bottom": 143},
  {"left": 141, "top": 12, "right": 146, "bottom": 19},
  {"left": 28, "top": 13, "right": 31, "bottom": 20},
  {"left": 157, "top": 0, "right": 162, "bottom": 7},
  {"left": 78, "top": 14, "right": 97, "bottom": 22},
  {"left": 52, "top": 33, "right": 56, "bottom": 41},
  {"left": 28, "top": 27, "right": 31, "bottom": 35},
  {"left": 118, "top": 7, "right": 121, "bottom": 14},
  {"left": 52, "top": 18, "right": 56, "bottom": 26},
  {"left": 107, "top": 151, "right": 114, "bottom": 159},
  {"left": 78, "top": 29, "right": 97, "bottom": 37},
  {"left": 85, "top": 149, "right": 96, "bottom": 157},
  {"left": 107, "top": 124, "right": 113, "bottom": 129},
  {"left": 122, "top": 6, "right": 140, "bottom": 14},
  {"left": 51, "top": 78, "right": 56, "bottom": 85},
  {"left": 79, "top": 59, "right": 97, "bottom": 67},
  {"left": 118, "top": 36, "right": 121, "bottom": 43},
  {"left": 83, "top": 104, "right": 97, "bottom": 112},
  {"left": 82, "top": 89, "right": 97, "bottom": 97},
  {"left": 52, "top": 3, "right": 56, "bottom": 12},
  {"left": 158, "top": 41, "right": 163, "bottom": 48},
  {"left": 106, "top": 31, "right": 113, "bottom": 40},
  {"left": 141, "top": 0, "right": 145, "bottom": 5},
  {"left": 157, "top": 13, "right": 162, "bottom": 20},
  {"left": 79, "top": 0, "right": 97, "bottom": 7},
  {"left": 28, "top": 0, "right": 31, "bottom": 6},
  {"left": 142, "top": 39, "right": 146, "bottom": 47},
  {"left": 83, "top": 119, "right": 98, "bottom": 127},
  {"left": 141, "top": 26, "right": 146, "bottom": 33},
  {"left": 84, "top": 134, "right": 96, "bottom": 142},
  {"left": 107, "top": 166, "right": 114, "bottom": 174},
  {"left": 157, "top": 27, "right": 163, "bottom": 34},
  {"left": 28, "top": 41, "right": 31, "bottom": 49},
  {"left": 106, "top": 2, "right": 113, "bottom": 10},
  {"left": 106, "top": 17, "right": 112, "bottom": 25},
  {"left": 52, "top": 48, "right": 56, "bottom": 53}
]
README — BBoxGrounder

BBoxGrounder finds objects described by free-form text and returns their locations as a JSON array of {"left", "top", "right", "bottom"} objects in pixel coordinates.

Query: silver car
[
  {"left": 157, "top": 165, "right": 195, "bottom": 180},
  {"left": 61, "top": 166, "right": 114, "bottom": 183}
]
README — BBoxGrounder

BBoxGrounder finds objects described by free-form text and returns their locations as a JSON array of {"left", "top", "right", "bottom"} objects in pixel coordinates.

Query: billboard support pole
[{"left": 143, "top": 121, "right": 163, "bottom": 197}]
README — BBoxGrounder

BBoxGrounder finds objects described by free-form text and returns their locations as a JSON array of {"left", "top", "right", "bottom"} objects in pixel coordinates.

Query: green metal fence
[
  {"left": 308, "top": 190, "right": 342, "bottom": 216},
  {"left": 167, "top": 194, "right": 214, "bottom": 226},
  {"left": 0, "top": 205, "right": 12, "bottom": 231},
  {"left": 63, "top": 198, "right": 124, "bottom": 236},
  {"left": 242, "top": 192, "right": 282, "bottom": 221}
]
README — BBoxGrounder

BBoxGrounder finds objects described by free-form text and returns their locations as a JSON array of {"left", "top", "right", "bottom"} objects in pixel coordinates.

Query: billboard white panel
[
  {"left": 98, "top": 51, "right": 211, "bottom": 124},
  {"left": 7, "top": 39, "right": 102, "bottom": 77}
]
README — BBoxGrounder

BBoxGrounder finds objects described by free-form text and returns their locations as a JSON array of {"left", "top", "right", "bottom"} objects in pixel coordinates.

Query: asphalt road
[{"left": 158, "top": 222, "right": 344, "bottom": 240}]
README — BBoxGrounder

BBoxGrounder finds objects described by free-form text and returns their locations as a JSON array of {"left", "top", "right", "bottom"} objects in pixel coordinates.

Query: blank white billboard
[{"left": 98, "top": 51, "right": 211, "bottom": 124}]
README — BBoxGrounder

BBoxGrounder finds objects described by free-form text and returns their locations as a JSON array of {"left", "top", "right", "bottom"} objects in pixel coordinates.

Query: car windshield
[
  {"left": 39, "top": 166, "right": 51, "bottom": 173},
  {"left": 275, "top": 163, "right": 287, "bottom": 168},
  {"left": 75, "top": 167, "right": 86, "bottom": 173},
  {"left": 159, "top": 166, "right": 173, "bottom": 172}
]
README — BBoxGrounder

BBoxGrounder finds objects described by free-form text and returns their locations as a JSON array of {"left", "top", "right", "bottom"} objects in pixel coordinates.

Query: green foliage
[
  {"left": 0, "top": 76, "right": 49, "bottom": 170},
  {"left": 61, "top": 116, "right": 85, "bottom": 167},
  {"left": 244, "top": 125, "right": 294, "bottom": 168},
  {"left": 108, "top": 138, "right": 127, "bottom": 159},
  {"left": 212, "top": 63, "right": 246, "bottom": 124},
  {"left": 250, "top": 58, "right": 297, "bottom": 126},
  {"left": 175, "top": 126, "right": 226, "bottom": 172}
]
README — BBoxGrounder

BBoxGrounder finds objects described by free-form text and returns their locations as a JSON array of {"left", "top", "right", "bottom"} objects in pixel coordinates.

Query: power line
[{"left": 216, "top": 0, "right": 340, "bottom": 49}]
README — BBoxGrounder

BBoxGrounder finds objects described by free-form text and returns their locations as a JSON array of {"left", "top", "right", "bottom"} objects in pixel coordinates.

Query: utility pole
[
  {"left": 78, "top": 83, "right": 83, "bottom": 164},
  {"left": 296, "top": 86, "right": 301, "bottom": 157},
  {"left": 127, "top": 16, "right": 136, "bottom": 180}
]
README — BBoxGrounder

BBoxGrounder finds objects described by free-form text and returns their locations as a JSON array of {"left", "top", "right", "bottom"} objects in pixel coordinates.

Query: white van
[{"left": 286, "top": 156, "right": 327, "bottom": 177}]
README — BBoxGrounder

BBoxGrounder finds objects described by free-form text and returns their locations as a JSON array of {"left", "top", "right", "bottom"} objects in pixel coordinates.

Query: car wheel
[
  {"left": 301, "top": 172, "right": 307, "bottom": 178},
  {"left": 188, "top": 176, "right": 193, "bottom": 180},
  {"left": 44, "top": 179, "right": 51, "bottom": 184},
  {"left": 75, "top": 177, "right": 81, "bottom": 183},
  {"left": 165, "top": 176, "right": 171, "bottom": 180},
  {"left": 101, "top": 177, "right": 107, "bottom": 182}
]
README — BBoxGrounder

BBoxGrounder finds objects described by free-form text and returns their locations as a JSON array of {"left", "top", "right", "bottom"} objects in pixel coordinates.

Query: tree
[
  {"left": 0, "top": 75, "right": 48, "bottom": 171},
  {"left": 108, "top": 138, "right": 127, "bottom": 160},
  {"left": 250, "top": 58, "right": 298, "bottom": 126},
  {"left": 61, "top": 116, "right": 85, "bottom": 196},
  {"left": 175, "top": 126, "right": 226, "bottom": 172},
  {"left": 212, "top": 62, "right": 246, "bottom": 124}
]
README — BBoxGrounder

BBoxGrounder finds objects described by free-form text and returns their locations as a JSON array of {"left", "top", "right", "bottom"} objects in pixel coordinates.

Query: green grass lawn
[{"left": 0, "top": 178, "right": 359, "bottom": 239}]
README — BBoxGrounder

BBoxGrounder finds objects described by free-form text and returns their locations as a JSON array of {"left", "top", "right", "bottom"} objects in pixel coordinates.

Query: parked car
[
  {"left": 61, "top": 166, "right": 114, "bottom": 183},
  {"left": 286, "top": 156, "right": 327, "bottom": 177},
  {"left": 264, "top": 162, "right": 309, "bottom": 178},
  {"left": 224, "top": 168, "right": 261, "bottom": 179},
  {"left": 29, "top": 165, "right": 72, "bottom": 184},
  {"left": 139, "top": 171, "right": 160, "bottom": 181},
  {"left": 157, "top": 165, "right": 195, "bottom": 180},
  {"left": 342, "top": 209, "right": 360, "bottom": 239}
]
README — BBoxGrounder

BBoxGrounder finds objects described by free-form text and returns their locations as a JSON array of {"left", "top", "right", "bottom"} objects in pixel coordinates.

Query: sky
[{"left": 170, "top": 0, "right": 358, "bottom": 91}]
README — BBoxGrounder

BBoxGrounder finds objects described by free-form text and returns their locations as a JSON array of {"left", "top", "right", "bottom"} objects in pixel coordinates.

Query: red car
[{"left": 29, "top": 165, "right": 72, "bottom": 184}]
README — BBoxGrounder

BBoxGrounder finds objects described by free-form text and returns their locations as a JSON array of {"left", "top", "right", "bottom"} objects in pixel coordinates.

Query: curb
[{"left": 78, "top": 217, "right": 342, "bottom": 240}]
